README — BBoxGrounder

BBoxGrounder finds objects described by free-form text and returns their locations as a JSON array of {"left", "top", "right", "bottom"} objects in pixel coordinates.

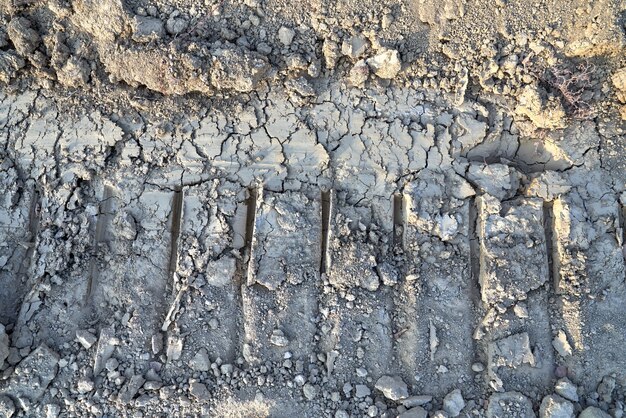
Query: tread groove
[
  {"left": 86, "top": 185, "right": 114, "bottom": 305},
  {"left": 543, "top": 200, "right": 560, "bottom": 294},
  {"left": 167, "top": 186, "right": 184, "bottom": 294},
  {"left": 243, "top": 186, "right": 259, "bottom": 286},
  {"left": 320, "top": 189, "right": 332, "bottom": 273},
  {"left": 393, "top": 193, "right": 405, "bottom": 250},
  {"left": 618, "top": 204, "right": 626, "bottom": 262}
]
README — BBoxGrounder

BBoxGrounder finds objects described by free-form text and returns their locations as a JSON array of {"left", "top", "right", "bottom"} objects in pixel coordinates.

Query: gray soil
[{"left": 1, "top": 0, "right": 626, "bottom": 417}]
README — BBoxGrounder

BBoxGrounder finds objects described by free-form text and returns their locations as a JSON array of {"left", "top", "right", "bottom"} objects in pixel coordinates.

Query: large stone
[
  {"left": 278, "top": 27, "right": 296, "bottom": 46},
  {"left": 539, "top": 395, "right": 574, "bottom": 418},
  {"left": 554, "top": 378, "right": 578, "bottom": 402},
  {"left": 443, "top": 389, "right": 465, "bottom": 417},
  {"left": 131, "top": 16, "right": 165, "bottom": 43},
  {"left": 7, "top": 17, "right": 41, "bottom": 56},
  {"left": 488, "top": 332, "right": 535, "bottom": 370},
  {"left": 0, "top": 51, "right": 26, "bottom": 83},
  {"left": 118, "top": 375, "right": 145, "bottom": 403},
  {"left": 467, "top": 163, "right": 520, "bottom": 201},
  {"left": 189, "top": 348, "right": 210, "bottom": 372},
  {"left": 367, "top": 49, "right": 401, "bottom": 79},
  {"left": 375, "top": 375, "right": 409, "bottom": 401},
  {"left": 342, "top": 35, "right": 369, "bottom": 59}
]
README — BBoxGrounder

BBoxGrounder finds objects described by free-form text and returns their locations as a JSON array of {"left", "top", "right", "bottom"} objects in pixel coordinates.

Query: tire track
[
  {"left": 550, "top": 191, "right": 626, "bottom": 390},
  {"left": 168, "top": 181, "right": 245, "bottom": 365},
  {"left": 475, "top": 195, "right": 554, "bottom": 394},
  {"left": 318, "top": 194, "right": 395, "bottom": 382},
  {"left": 396, "top": 170, "right": 478, "bottom": 396},
  {"left": 242, "top": 188, "right": 321, "bottom": 364}
]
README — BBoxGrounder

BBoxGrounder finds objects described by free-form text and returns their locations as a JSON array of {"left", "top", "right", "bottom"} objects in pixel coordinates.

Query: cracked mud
[{"left": 1, "top": 0, "right": 626, "bottom": 417}]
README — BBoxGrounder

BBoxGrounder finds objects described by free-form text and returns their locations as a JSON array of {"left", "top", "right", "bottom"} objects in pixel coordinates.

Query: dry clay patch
[{"left": 0, "top": 83, "right": 626, "bottom": 417}]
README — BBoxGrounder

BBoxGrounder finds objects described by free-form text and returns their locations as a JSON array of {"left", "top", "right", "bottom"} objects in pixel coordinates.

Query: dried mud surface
[{"left": 1, "top": 0, "right": 626, "bottom": 417}]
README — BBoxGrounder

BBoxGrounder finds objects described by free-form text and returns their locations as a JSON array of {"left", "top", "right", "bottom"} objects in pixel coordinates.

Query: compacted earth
[{"left": 1, "top": 0, "right": 626, "bottom": 416}]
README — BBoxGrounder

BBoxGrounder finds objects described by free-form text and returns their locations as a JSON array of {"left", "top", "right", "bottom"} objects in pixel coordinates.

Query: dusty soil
[{"left": 1, "top": 0, "right": 626, "bottom": 416}]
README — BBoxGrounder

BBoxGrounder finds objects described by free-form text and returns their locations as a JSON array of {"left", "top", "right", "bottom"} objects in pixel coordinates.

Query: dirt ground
[{"left": 1, "top": 0, "right": 626, "bottom": 416}]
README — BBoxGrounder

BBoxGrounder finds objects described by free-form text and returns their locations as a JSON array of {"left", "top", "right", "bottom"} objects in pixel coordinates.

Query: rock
[
  {"left": 515, "top": 84, "right": 566, "bottom": 130},
  {"left": 0, "top": 51, "right": 26, "bottom": 83},
  {"left": 77, "top": 377, "right": 95, "bottom": 394},
  {"left": 220, "top": 364, "right": 233, "bottom": 375},
  {"left": 270, "top": 329, "right": 289, "bottom": 347},
  {"left": 355, "top": 384, "right": 371, "bottom": 398},
  {"left": 597, "top": 375, "right": 616, "bottom": 403},
  {"left": 350, "top": 60, "right": 370, "bottom": 86},
  {"left": 94, "top": 327, "right": 119, "bottom": 374},
  {"left": 2, "top": 345, "right": 59, "bottom": 406},
  {"left": 166, "top": 335, "right": 183, "bottom": 361},
  {"left": 579, "top": 407, "right": 612, "bottom": 418},
  {"left": 189, "top": 348, "right": 211, "bottom": 372},
  {"left": 118, "top": 375, "right": 145, "bottom": 403},
  {"left": 382, "top": 13, "right": 394, "bottom": 29},
  {"left": 44, "top": 403, "right": 61, "bottom": 418},
  {"left": 285, "top": 76, "right": 315, "bottom": 97},
  {"left": 375, "top": 375, "right": 409, "bottom": 401},
  {"left": 467, "top": 163, "right": 521, "bottom": 200},
  {"left": 151, "top": 333, "right": 163, "bottom": 354},
  {"left": 539, "top": 395, "right": 574, "bottom": 418},
  {"left": 611, "top": 67, "right": 626, "bottom": 102},
  {"left": 303, "top": 383, "right": 318, "bottom": 400},
  {"left": 0, "top": 395, "right": 15, "bottom": 418},
  {"left": 7, "top": 17, "right": 41, "bottom": 56},
  {"left": 0, "top": 324, "right": 9, "bottom": 368},
  {"left": 105, "top": 357, "right": 119, "bottom": 371},
  {"left": 75, "top": 330, "right": 97, "bottom": 350},
  {"left": 488, "top": 332, "right": 535, "bottom": 369},
  {"left": 341, "top": 35, "right": 369, "bottom": 59},
  {"left": 555, "top": 378, "right": 578, "bottom": 402},
  {"left": 189, "top": 380, "right": 210, "bottom": 401},
  {"left": 132, "top": 15, "right": 165, "bottom": 43},
  {"left": 278, "top": 27, "right": 296, "bottom": 46},
  {"left": 322, "top": 39, "right": 341, "bottom": 69},
  {"left": 554, "top": 366, "right": 568, "bottom": 379},
  {"left": 398, "top": 406, "right": 428, "bottom": 418},
  {"left": 487, "top": 391, "right": 536, "bottom": 418},
  {"left": 144, "top": 380, "right": 162, "bottom": 391},
  {"left": 552, "top": 330, "right": 572, "bottom": 358},
  {"left": 166, "top": 15, "right": 188, "bottom": 35},
  {"left": 401, "top": 395, "right": 433, "bottom": 408},
  {"left": 443, "top": 389, "right": 465, "bottom": 417},
  {"left": 472, "top": 362, "right": 485, "bottom": 372},
  {"left": 367, "top": 49, "right": 401, "bottom": 79},
  {"left": 619, "top": 104, "right": 626, "bottom": 121},
  {"left": 210, "top": 46, "right": 271, "bottom": 92}
]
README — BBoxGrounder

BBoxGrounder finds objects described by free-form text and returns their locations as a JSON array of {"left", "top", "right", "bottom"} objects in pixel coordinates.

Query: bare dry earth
[{"left": 1, "top": 0, "right": 626, "bottom": 417}]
